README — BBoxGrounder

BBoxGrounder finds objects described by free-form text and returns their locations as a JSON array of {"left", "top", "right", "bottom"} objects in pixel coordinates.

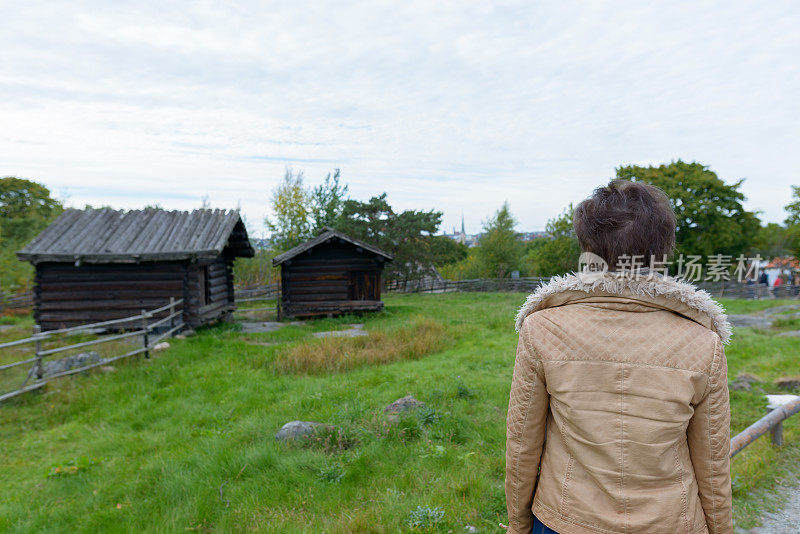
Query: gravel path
[{"left": 744, "top": 481, "right": 800, "bottom": 533}]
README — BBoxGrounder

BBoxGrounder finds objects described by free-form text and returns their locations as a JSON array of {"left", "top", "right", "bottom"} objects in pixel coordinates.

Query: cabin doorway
[{"left": 349, "top": 271, "right": 371, "bottom": 300}]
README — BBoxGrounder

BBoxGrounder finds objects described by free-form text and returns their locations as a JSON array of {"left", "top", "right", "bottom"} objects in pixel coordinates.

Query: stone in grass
[
  {"left": 729, "top": 373, "right": 761, "bottom": 391},
  {"left": 275, "top": 421, "right": 337, "bottom": 444},
  {"left": 42, "top": 351, "right": 101, "bottom": 377},
  {"left": 153, "top": 342, "right": 170, "bottom": 352},
  {"left": 384, "top": 395, "right": 426, "bottom": 422},
  {"left": 775, "top": 377, "right": 800, "bottom": 390}
]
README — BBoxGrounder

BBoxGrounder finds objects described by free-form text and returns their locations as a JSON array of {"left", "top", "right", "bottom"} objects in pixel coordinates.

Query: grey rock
[
  {"left": 182, "top": 329, "right": 196, "bottom": 337},
  {"left": 728, "top": 315, "right": 773, "bottom": 329},
  {"left": 775, "top": 377, "right": 800, "bottom": 390},
  {"left": 240, "top": 322, "right": 286, "bottom": 334},
  {"left": 313, "top": 324, "right": 367, "bottom": 339},
  {"left": 42, "top": 351, "right": 101, "bottom": 377},
  {"left": 275, "top": 421, "right": 332, "bottom": 443},
  {"left": 730, "top": 373, "right": 761, "bottom": 391},
  {"left": 384, "top": 395, "right": 426, "bottom": 418},
  {"left": 153, "top": 341, "right": 170, "bottom": 352}
]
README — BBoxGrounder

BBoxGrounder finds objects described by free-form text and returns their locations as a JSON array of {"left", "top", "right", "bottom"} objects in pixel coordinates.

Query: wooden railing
[
  {"left": 0, "top": 291, "right": 34, "bottom": 311},
  {"left": 730, "top": 396, "right": 800, "bottom": 458},
  {"left": 385, "top": 276, "right": 800, "bottom": 300},
  {"left": 0, "top": 298, "right": 184, "bottom": 403}
]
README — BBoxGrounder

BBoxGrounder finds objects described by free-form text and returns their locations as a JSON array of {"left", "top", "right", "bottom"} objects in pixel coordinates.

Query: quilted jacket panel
[{"left": 506, "top": 273, "right": 733, "bottom": 534}]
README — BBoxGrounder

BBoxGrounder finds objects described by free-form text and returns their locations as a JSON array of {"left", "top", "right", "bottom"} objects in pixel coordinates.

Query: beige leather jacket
[{"left": 506, "top": 272, "right": 733, "bottom": 534}]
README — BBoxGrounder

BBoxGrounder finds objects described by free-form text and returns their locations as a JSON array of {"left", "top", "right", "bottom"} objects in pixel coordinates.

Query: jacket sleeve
[
  {"left": 505, "top": 318, "right": 550, "bottom": 534},
  {"left": 687, "top": 336, "right": 733, "bottom": 534}
]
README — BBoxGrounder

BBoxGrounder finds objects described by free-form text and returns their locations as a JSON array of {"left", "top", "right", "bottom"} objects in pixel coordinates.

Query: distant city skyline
[{"left": 2, "top": 2, "right": 798, "bottom": 237}]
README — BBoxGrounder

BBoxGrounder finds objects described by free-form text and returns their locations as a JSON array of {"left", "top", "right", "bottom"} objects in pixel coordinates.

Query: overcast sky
[{"left": 2, "top": 1, "right": 798, "bottom": 237}]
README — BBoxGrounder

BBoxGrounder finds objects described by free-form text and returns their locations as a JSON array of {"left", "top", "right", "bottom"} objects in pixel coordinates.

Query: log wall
[
  {"left": 280, "top": 241, "right": 385, "bottom": 317},
  {"left": 34, "top": 256, "right": 236, "bottom": 331}
]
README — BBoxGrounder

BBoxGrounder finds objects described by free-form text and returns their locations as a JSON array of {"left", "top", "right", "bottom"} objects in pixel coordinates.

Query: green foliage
[
  {"left": 0, "top": 177, "right": 63, "bottom": 292},
  {"left": 616, "top": 160, "right": 760, "bottom": 259},
  {"left": 782, "top": 186, "right": 800, "bottom": 258},
  {"left": 750, "top": 223, "right": 792, "bottom": 259},
  {"left": 429, "top": 235, "right": 468, "bottom": 267},
  {"left": 309, "top": 169, "right": 348, "bottom": 233},
  {"left": 336, "top": 193, "right": 442, "bottom": 281},
  {"left": 232, "top": 249, "right": 279, "bottom": 287},
  {"left": 265, "top": 169, "right": 312, "bottom": 251},
  {"left": 525, "top": 205, "right": 580, "bottom": 276},
  {"left": 317, "top": 461, "right": 346, "bottom": 484},
  {"left": 406, "top": 505, "right": 445, "bottom": 532},
  {"left": 475, "top": 202, "right": 524, "bottom": 278}
]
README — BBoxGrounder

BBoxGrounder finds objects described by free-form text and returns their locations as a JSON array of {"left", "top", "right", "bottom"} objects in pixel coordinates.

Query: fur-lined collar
[{"left": 515, "top": 271, "right": 731, "bottom": 344}]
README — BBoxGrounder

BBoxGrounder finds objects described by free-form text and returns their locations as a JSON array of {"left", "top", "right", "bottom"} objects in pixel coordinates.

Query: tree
[
  {"left": 616, "top": 160, "right": 760, "bottom": 259},
  {"left": 336, "top": 193, "right": 442, "bottom": 280},
  {"left": 265, "top": 169, "right": 311, "bottom": 251},
  {"left": 750, "top": 223, "right": 791, "bottom": 259},
  {"left": 429, "top": 235, "right": 468, "bottom": 267},
  {"left": 782, "top": 186, "right": 800, "bottom": 257},
  {"left": 0, "top": 177, "right": 62, "bottom": 245},
  {"left": 310, "top": 169, "right": 348, "bottom": 233},
  {"left": 476, "top": 202, "right": 524, "bottom": 278},
  {"left": 525, "top": 205, "right": 581, "bottom": 276},
  {"left": 0, "top": 177, "right": 63, "bottom": 292}
]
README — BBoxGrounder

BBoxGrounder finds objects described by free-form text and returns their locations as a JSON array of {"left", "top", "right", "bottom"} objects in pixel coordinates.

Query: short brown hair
[{"left": 574, "top": 180, "right": 676, "bottom": 270}]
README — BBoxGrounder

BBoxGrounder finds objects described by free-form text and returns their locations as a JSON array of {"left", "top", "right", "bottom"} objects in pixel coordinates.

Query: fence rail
[
  {"left": 730, "top": 396, "right": 800, "bottom": 457},
  {"left": 385, "top": 276, "right": 800, "bottom": 300},
  {"left": 0, "top": 291, "right": 33, "bottom": 311},
  {"left": 234, "top": 284, "right": 279, "bottom": 303},
  {"left": 0, "top": 298, "right": 184, "bottom": 403}
]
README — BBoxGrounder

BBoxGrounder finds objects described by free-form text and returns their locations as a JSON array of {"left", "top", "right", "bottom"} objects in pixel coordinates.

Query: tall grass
[{"left": 273, "top": 317, "right": 450, "bottom": 374}]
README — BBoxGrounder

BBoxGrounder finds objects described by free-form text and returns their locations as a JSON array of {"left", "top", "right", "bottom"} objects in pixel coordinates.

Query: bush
[{"left": 406, "top": 505, "right": 445, "bottom": 532}]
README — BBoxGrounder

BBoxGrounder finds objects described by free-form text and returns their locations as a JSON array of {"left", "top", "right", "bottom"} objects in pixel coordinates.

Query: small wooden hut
[
  {"left": 272, "top": 228, "right": 392, "bottom": 318},
  {"left": 17, "top": 208, "right": 253, "bottom": 331}
]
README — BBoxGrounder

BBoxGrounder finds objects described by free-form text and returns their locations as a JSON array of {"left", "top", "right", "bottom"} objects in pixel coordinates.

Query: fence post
[
  {"left": 771, "top": 420, "right": 784, "bottom": 447},
  {"left": 142, "top": 309, "right": 149, "bottom": 359},
  {"left": 33, "top": 325, "right": 43, "bottom": 380},
  {"left": 169, "top": 297, "right": 175, "bottom": 331}
]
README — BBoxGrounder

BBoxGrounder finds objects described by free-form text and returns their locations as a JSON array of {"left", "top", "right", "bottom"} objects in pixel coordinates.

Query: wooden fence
[
  {"left": 0, "top": 291, "right": 34, "bottom": 312},
  {"left": 730, "top": 396, "right": 800, "bottom": 458},
  {"left": 386, "top": 276, "right": 800, "bottom": 300},
  {"left": 233, "top": 284, "right": 279, "bottom": 315},
  {"left": 0, "top": 298, "right": 184, "bottom": 403}
]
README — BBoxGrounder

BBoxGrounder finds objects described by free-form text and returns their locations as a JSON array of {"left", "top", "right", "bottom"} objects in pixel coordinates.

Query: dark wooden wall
[
  {"left": 34, "top": 262, "right": 185, "bottom": 331},
  {"left": 184, "top": 257, "right": 235, "bottom": 326},
  {"left": 280, "top": 241, "right": 385, "bottom": 317},
  {"left": 34, "top": 256, "right": 236, "bottom": 331}
]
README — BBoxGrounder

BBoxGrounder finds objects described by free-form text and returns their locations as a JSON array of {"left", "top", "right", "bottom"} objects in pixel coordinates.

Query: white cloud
[{"left": 1, "top": 0, "right": 798, "bottom": 234}]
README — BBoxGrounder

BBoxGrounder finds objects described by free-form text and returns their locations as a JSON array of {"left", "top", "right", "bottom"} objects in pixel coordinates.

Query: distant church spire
[{"left": 460, "top": 212, "right": 466, "bottom": 245}]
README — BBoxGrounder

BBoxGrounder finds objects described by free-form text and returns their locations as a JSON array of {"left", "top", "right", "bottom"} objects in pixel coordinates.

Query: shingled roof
[
  {"left": 17, "top": 208, "right": 254, "bottom": 264},
  {"left": 272, "top": 227, "right": 393, "bottom": 266}
]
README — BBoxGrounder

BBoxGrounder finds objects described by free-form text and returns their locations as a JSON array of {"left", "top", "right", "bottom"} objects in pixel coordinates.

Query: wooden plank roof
[
  {"left": 17, "top": 208, "right": 254, "bottom": 264},
  {"left": 272, "top": 227, "right": 393, "bottom": 266}
]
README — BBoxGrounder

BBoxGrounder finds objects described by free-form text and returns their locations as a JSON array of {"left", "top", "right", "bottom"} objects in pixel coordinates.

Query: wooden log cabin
[
  {"left": 17, "top": 208, "right": 254, "bottom": 331},
  {"left": 272, "top": 228, "right": 393, "bottom": 318}
]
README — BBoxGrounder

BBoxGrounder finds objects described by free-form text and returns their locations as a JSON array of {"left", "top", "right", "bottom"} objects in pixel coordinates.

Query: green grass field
[{"left": 1, "top": 293, "right": 800, "bottom": 532}]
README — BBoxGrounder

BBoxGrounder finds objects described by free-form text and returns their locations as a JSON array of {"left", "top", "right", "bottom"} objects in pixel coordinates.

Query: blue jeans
[{"left": 532, "top": 515, "right": 559, "bottom": 534}]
